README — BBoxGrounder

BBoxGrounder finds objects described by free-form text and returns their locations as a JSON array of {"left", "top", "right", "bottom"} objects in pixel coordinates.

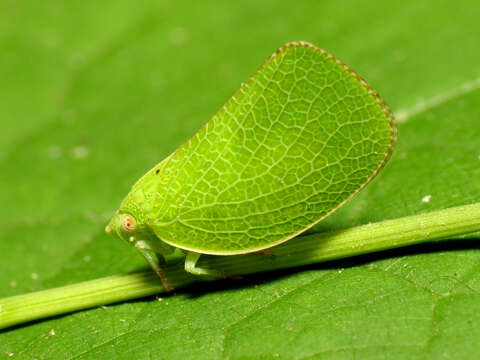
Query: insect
[{"left": 106, "top": 42, "right": 396, "bottom": 291}]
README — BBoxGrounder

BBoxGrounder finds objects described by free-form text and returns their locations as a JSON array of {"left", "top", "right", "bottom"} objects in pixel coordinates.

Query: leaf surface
[{"left": 1, "top": 1, "right": 480, "bottom": 359}]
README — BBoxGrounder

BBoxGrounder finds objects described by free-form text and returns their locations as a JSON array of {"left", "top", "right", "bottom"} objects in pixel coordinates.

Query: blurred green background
[{"left": 1, "top": 1, "right": 480, "bottom": 359}]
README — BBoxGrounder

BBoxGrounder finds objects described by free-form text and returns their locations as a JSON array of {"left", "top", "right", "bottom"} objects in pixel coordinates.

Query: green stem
[{"left": 2, "top": 203, "right": 480, "bottom": 331}]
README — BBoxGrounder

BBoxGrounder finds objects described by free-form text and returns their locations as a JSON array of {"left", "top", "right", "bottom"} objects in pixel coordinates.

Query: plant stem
[{"left": 2, "top": 203, "right": 480, "bottom": 331}]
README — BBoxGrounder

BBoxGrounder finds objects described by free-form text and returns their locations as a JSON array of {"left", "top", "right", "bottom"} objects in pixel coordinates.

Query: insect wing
[{"left": 150, "top": 42, "right": 396, "bottom": 254}]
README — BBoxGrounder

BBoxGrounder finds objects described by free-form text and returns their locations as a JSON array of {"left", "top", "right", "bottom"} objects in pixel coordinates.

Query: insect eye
[{"left": 121, "top": 215, "right": 136, "bottom": 232}]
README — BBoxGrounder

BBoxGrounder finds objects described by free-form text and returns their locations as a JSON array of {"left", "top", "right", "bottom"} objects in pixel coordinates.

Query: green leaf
[{"left": 1, "top": 1, "right": 479, "bottom": 359}]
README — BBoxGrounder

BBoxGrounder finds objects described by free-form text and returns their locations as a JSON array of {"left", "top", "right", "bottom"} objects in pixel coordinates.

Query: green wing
[{"left": 149, "top": 42, "right": 396, "bottom": 255}]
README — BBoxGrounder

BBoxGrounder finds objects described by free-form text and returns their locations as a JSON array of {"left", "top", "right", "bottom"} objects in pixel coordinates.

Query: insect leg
[
  {"left": 254, "top": 250, "right": 275, "bottom": 259},
  {"left": 184, "top": 251, "right": 240, "bottom": 279},
  {"left": 135, "top": 241, "right": 173, "bottom": 292}
]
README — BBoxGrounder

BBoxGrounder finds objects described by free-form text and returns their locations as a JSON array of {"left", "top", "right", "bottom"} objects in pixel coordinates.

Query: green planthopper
[{"left": 105, "top": 42, "right": 396, "bottom": 291}]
